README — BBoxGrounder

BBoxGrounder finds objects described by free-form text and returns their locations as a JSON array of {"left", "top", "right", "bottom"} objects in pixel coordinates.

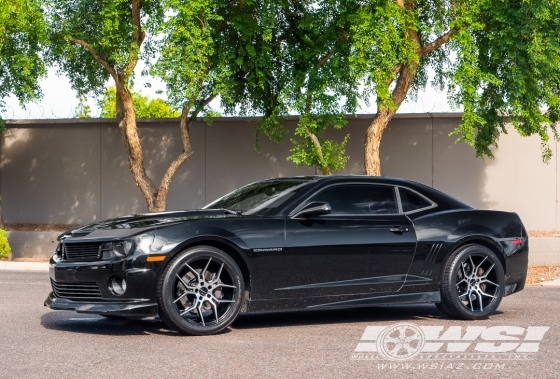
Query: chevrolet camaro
[{"left": 45, "top": 176, "right": 528, "bottom": 335}]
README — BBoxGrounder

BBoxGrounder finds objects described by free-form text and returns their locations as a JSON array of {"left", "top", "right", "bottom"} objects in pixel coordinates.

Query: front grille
[
  {"left": 51, "top": 280, "right": 102, "bottom": 299},
  {"left": 63, "top": 242, "right": 101, "bottom": 261}
]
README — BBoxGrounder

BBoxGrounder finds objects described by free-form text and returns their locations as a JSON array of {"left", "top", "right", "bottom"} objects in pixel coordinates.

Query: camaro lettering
[{"left": 253, "top": 248, "right": 283, "bottom": 252}]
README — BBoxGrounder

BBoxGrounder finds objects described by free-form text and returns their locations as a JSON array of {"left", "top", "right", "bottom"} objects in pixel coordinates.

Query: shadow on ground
[
  {"left": 40, "top": 311, "right": 178, "bottom": 337},
  {"left": 231, "top": 304, "right": 503, "bottom": 330},
  {"left": 39, "top": 304, "right": 500, "bottom": 337}
]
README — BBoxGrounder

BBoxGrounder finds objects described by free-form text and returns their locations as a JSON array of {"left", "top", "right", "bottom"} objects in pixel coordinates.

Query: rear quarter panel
[{"left": 406, "top": 209, "right": 528, "bottom": 287}]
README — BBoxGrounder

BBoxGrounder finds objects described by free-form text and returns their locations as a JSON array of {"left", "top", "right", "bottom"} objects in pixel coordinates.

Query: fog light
[{"left": 110, "top": 277, "right": 127, "bottom": 296}]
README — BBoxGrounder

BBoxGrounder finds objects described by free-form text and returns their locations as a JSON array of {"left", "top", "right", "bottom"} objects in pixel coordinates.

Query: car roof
[{"left": 270, "top": 175, "right": 473, "bottom": 211}]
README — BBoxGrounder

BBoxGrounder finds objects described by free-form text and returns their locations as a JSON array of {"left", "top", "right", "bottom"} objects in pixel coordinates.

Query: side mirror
[{"left": 291, "top": 202, "right": 332, "bottom": 218}]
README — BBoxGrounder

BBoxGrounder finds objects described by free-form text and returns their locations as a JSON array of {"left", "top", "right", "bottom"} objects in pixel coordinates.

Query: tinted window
[
  {"left": 399, "top": 187, "right": 432, "bottom": 213},
  {"left": 308, "top": 185, "right": 398, "bottom": 215},
  {"left": 204, "top": 179, "right": 313, "bottom": 213}
]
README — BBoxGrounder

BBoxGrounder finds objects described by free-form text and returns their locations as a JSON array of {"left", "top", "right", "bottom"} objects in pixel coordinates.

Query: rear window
[{"left": 399, "top": 187, "right": 433, "bottom": 213}]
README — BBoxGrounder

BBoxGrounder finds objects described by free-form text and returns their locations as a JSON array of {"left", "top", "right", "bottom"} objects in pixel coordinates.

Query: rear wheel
[
  {"left": 157, "top": 246, "right": 244, "bottom": 335},
  {"left": 440, "top": 244, "right": 504, "bottom": 320}
]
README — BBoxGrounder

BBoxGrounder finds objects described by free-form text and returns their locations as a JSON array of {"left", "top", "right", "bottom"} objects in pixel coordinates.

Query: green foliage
[
  {"left": 0, "top": 229, "right": 11, "bottom": 260},
  {"left": 231, "top": 0, "right": 560, "bottom": 170},
  {"left": 348, "top": 0, "right": 560, "bottom": 162},
  {"left": 0, "top": 0, "right": 47, "bottom": 121},
  {"left": 74, "top": 97, "right": 92, "bottom": 118},
  {"left": 219, "top": 1, "right": 359, "bottom": 174},
  {"left": 151, "top": 0, "right": 221, "bottom": 115},
  {"left": 44, "top": 0, "right": 164, "bottom": 96},
  {"left": 288, "top": 113, "right": 350, "bottom": 173},
  {"left": 98, "top": 87, "right": 180, "bottom": 118},
  {"left": 448, "top": 0, "right": 560, "bottom": 162}
]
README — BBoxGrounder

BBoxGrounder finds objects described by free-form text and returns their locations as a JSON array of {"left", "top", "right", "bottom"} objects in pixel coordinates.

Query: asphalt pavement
[{"left": 1, "top": 271, "right": 559, "bottom": 379}]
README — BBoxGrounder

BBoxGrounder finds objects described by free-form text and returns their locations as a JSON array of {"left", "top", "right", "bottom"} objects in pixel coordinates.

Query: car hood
[{"left": 60, "top": 209, "right": 232, "bottom": 240}]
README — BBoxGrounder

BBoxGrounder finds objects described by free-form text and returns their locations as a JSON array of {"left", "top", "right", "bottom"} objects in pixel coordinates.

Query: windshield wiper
[{"left": 223, "top": 209, "right": 242, "bottom": 216}]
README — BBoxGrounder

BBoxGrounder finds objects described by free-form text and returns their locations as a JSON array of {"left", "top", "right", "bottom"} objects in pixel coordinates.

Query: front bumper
[
  {"left": 44, "top": 291, "right": 158, "bottom": 317},
  {"left": 45, "top": 253, "right": 163, "bottom": 317}
]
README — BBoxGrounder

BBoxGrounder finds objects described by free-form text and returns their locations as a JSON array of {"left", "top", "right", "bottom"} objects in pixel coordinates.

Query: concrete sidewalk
[{"left": 0, "top": 261, "right": 49, "bottom": 272}]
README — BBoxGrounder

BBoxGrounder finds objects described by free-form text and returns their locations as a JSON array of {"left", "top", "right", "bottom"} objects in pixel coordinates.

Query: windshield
[{"left": 203, "top": 179, "right": 315, "bottom": 214}]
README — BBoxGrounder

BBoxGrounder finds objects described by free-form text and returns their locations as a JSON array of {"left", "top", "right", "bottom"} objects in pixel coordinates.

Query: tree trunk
[
  {"left": 153, "top": 106, "right": 194, "bottom": 211},
  {"left": 364, "top": 108, "right": 396, "bottom": 176},
  {"left": 114, "top": 85, "right": 195, "bottom": 213},
  {"left": 69, "top": 11, "right": 196, "bottom": 214},
  {"left": 115, "top": 83, "right": 159, "bottom": 211},
  {"left": 364, "top": 64, "right": 418, "bottom": 176}
]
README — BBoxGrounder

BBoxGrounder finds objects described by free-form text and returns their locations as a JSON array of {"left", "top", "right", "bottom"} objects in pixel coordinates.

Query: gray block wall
[
  {"left": 1, "top": 114, "right": 559, "bottom": 231},
  {"left": 7, "top": 232, "right": 59, "bottom": 259}
]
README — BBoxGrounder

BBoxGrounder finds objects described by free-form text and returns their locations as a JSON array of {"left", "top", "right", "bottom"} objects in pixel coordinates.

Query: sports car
[{"left": 45, "top": 176, "right": 528, "bottom": 335}]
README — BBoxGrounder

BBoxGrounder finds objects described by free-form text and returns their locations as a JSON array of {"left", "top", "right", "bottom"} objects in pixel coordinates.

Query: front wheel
[
  {"left": 157, "top": 246, "right": 245, "bottom": 335},
  {"left": 439, "top": 244, "right": 505, "bottom": 320}
]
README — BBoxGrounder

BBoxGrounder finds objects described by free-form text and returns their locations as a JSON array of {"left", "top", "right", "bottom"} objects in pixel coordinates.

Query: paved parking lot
[{"left": 1, "top": 271, "right": 558, "bottom": 379}]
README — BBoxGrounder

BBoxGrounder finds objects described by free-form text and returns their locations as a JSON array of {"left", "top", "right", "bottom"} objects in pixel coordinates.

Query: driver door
[{"left": 276, "top": 183, "right": 417, "bottom": 299}]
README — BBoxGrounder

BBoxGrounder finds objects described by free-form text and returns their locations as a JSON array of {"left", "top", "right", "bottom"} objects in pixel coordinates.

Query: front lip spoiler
[{"left": 44, "top": 292, "right": 158, "bottom": 318}]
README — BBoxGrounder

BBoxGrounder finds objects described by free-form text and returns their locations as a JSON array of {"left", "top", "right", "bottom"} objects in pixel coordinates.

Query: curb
[
  {"left": 0, "top": 261, "right": 49, "bottom": 272},
  {"left": 540, "top": 278, "right": 560, "bottom": 287}
]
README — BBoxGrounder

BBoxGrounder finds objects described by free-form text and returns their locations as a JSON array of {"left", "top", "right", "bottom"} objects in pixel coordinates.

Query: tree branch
[
  {"left": 183, "top": 93, "right": 216, "bottom": 127},
  {"left": 155, "top": 150, "right": 194, "bottom": 208},
  {"left": 131, "top": 0, "right": 145, "bottom": 47},
  {"left": 69, "top": 37, "right": 117, "bottom": 82},
  {"left": 419, "top": 29, "right": 456, "bottom": 57},
  {"left": 122, "top": 0, "right": 146, "bottom": 79},
  {"left": 316, "top": 51, "right": 335, "bottom": 70},
  {"left": 304, "top": 127, "right": 331, "bottom": 175},
  {"left": 315, "top": 31, "right": 349, "bottom": 70}
]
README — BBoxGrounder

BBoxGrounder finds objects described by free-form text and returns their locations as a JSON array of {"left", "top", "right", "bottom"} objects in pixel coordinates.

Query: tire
[
  {"left": 157, "top": 246, "right": 245, "bottom": 335},
  {"left": 439, "top": 244, "right": 505, "bottom": 320},
  {"left": 435, "top": 301, "right": 453, "bottom": 317}
]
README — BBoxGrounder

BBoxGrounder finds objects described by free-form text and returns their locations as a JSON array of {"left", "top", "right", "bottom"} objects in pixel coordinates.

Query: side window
[
  {"left": 399, "top": 187, "right": 433, "bottom": 213},
  {"left": 307, "top": 185, "right": 398, "bottom": 215}
]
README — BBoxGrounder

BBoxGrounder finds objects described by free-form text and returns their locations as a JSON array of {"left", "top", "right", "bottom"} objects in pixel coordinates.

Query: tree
[
  {"left": 235, "top": 1, "right": 560, "bottom": 176},
  {"left": 45, "top": 0, "right": 226, "bottom": 211},
  {"left": 220, "top": 1, "right": 360, "bottom": 175},
  {"left": 98, "top": 86, "right": 180, "bottom": 118},
  {"left": 0, "top": 0, "right": 46, "bottom": 125},
  {"left": 74, "top": 96, "right": 92, "bottom": 118},
  {"left": 351, "top": 0, "right": 560, "bottom": 175},
  {"left": 151, "top": 0, "right": 284, "bottom": 167},
  {"left": 0, "top": 0, "right": 47, "bottom": 228},
  {"left": 264, "top": 2, "right": 358, "bottom": 175},
  {"left": 46, "top": 0, "right": 276, "bottom": 211}
]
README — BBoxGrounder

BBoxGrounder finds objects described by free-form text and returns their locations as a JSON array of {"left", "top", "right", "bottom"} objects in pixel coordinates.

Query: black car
[{"left": 45, "top": 176, "right": 528, "bottom": 335}]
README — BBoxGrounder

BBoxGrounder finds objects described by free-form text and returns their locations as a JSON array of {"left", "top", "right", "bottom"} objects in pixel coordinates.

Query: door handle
[{"left": 390, "top": 226, "right": 409, "bottom": 234}]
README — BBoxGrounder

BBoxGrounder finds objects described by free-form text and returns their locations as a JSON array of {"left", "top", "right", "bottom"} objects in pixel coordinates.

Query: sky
[{"left": 1, "top": 66, "right": 457, "bottom": 120}]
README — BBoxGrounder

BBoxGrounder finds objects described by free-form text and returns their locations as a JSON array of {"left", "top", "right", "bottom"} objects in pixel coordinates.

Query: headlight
[
  {"left": 133, "top": 231, "right": 157, "bottom": 255},
  {"left": 53, "top": 242, "right": 62, "bottom": 262},
  {"left": 101, "top": 240, "right": 134, "bottom": 260}
]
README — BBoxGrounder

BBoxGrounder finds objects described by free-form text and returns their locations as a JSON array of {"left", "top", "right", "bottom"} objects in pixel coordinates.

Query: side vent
[{"left": 421, "top": 243, "right": 442, "bottom": 276}]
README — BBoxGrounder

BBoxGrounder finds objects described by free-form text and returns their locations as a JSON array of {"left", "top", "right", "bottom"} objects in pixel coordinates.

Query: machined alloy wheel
[
  {"left": 157, "top": 246, "right": 245, "bottom": 335},
  {"left": 439, "top": 244, "right": 504, "bottom": 320}
]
